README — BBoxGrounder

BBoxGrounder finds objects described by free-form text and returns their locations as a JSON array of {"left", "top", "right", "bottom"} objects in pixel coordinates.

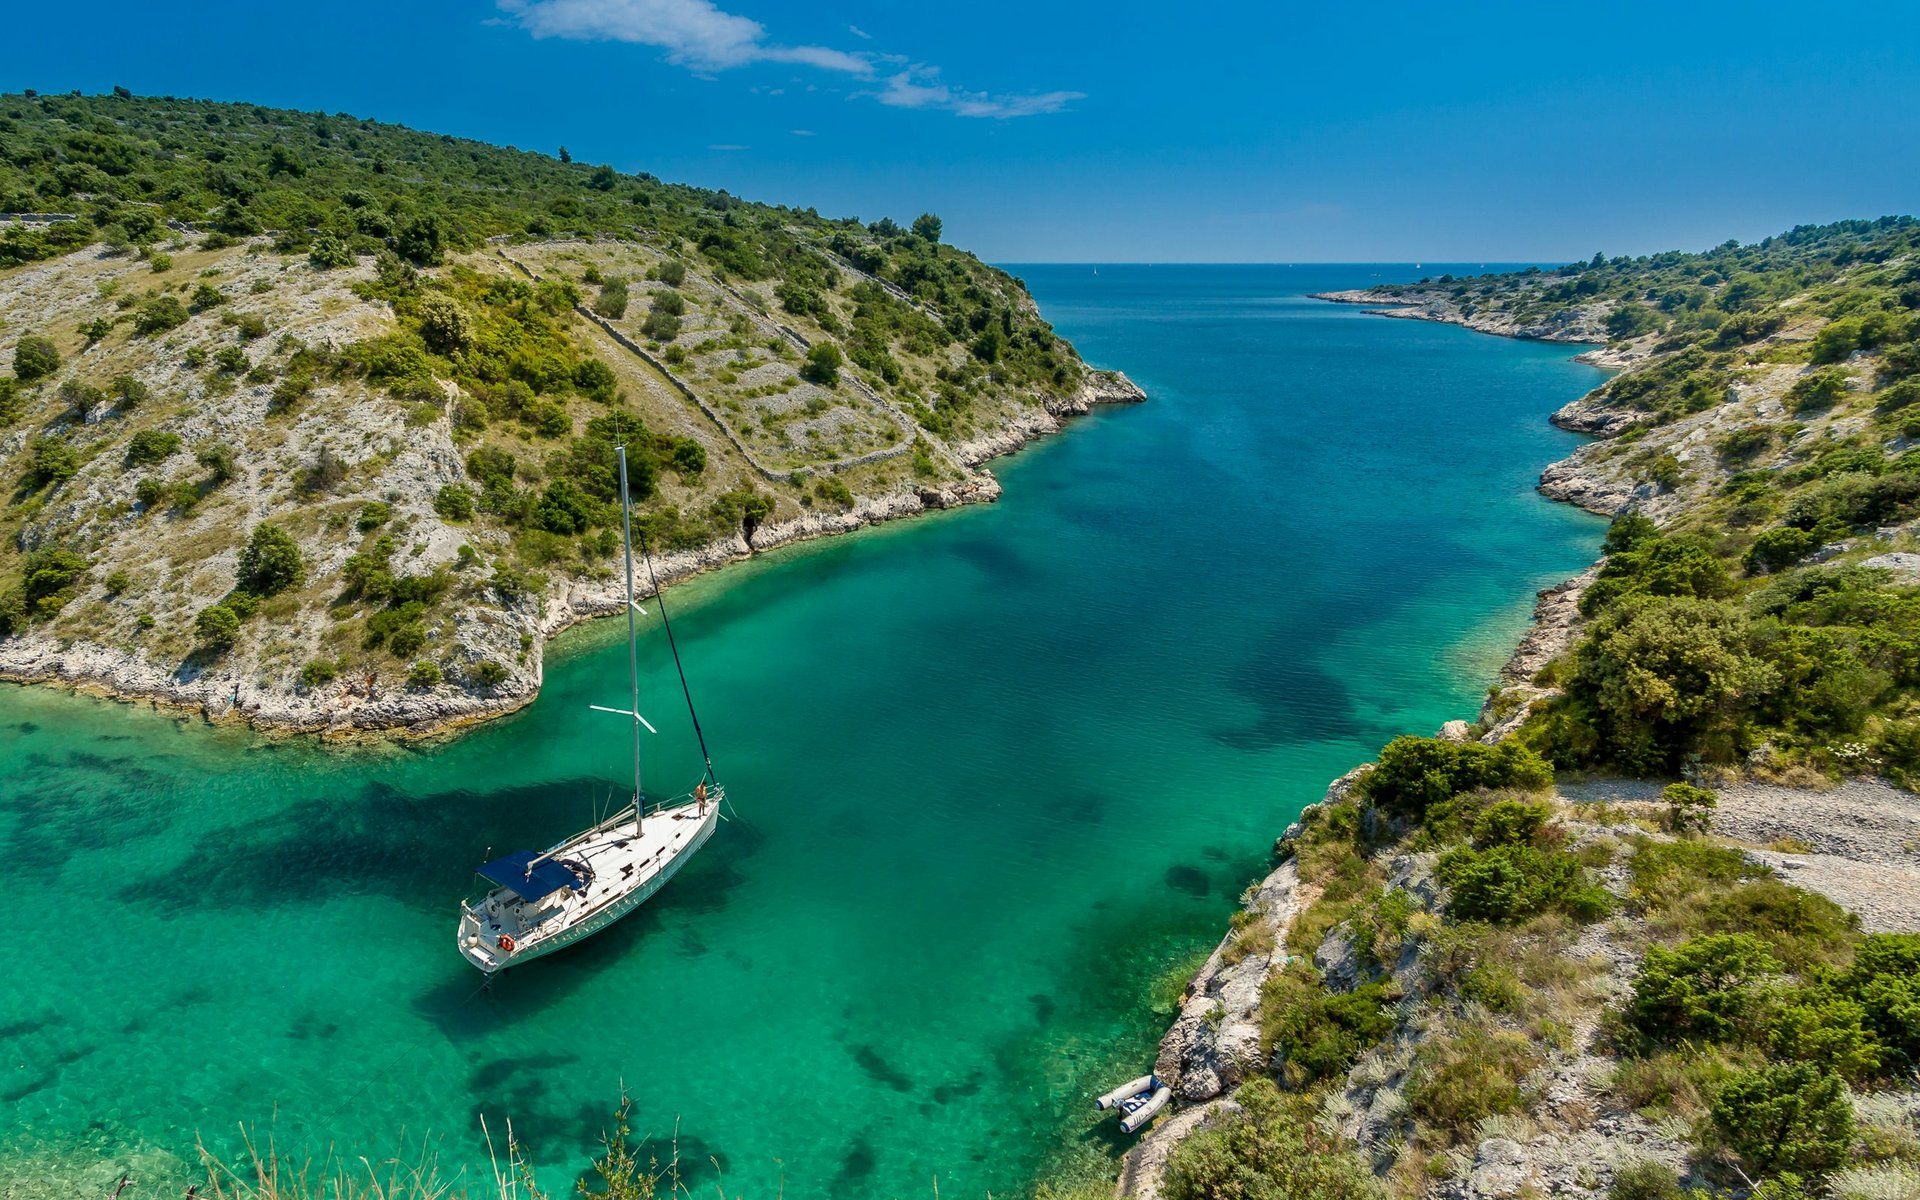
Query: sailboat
[{"left": 456, "top": 447, "right": 723, "bottom": 975}]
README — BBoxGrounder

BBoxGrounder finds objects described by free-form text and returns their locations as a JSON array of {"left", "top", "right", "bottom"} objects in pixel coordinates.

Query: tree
[
  {"left": 1662, "top": 781, "right": 1718, "bottom": 833},
  {"left": 237, "top": 524, "right": 304, "bottom": 595},
  {"left": 417, "top": 293, "right": 473, "bottom": 354},
  {"left": 558, "top": 146, "right": 572, "bottom": 164},
  {"left": 24, "top": 437, "right": 80, "bottom": 489},
  {"left": 125, "top": 429, "right": 182, "bottom": 466},
  {"left": 133, "top": 295, "right": 189, "bottom": 335},
  {"left": 1568, "top": 597, "right": 1777, "bottom": 770},
  {"left": 1627, "top": 934, "right": 1780, "bottom": 1046},
  {"left": 589, "top": 164, "right": 617, "bottom": 191},
  {"left": 912, "top": 213, "right": 943, "bottom": 243},
  {"left": 1708, "top": 1064, "right": 1854, "bottom": 1177},
  {"left": 13, "top": 334, "right": 60, "bottom": 381},
  {"left": 801, "top": 342, "right": 842, "bottom": 386},
  {"left": 195, "top": 603, "right": 241, "bottom": 650},
  {"left": 308, "top": 231, "right": 353, "bottom": 269}
]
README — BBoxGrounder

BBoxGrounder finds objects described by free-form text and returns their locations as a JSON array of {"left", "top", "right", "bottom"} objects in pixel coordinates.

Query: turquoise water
[{"left": 0, "top": 266, "right": 1604, "bottom": 1198}]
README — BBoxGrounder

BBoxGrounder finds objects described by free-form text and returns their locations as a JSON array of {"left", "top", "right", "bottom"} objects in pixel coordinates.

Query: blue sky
[{"left": 3, "top": 0, "right": 1917, "bottom": 262}]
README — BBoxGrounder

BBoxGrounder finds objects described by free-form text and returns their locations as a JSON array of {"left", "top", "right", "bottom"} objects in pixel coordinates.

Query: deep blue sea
[{"left": 0, "top": 265, "right": 1604, "bottom": 1199}]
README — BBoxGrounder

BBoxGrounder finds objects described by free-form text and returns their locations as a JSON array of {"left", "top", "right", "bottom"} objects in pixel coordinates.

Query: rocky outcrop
[
  {"left": 1312, "top": 289, "right": 1609, "bottom": 344},
  {"left": 1154, "top": 859, "right": 1307, "bottom": 1103},
  {"left": 952, "top": 369, "right": 1145, "bottom": 466},
  {"left": 1550, "top": 395, "right": 1650, "bottom": 437},
  {"left": 1537, "top": 458, "right": 1643, "bottom": 516}
]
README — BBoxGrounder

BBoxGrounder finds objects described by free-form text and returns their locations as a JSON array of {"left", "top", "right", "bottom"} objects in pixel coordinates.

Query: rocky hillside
[
  {"left": 1069, "top": 219, "right": 1920, "bottom": 1200},
  {"left": 0, "top": 92, "right": 1141, "bottom": 733}
]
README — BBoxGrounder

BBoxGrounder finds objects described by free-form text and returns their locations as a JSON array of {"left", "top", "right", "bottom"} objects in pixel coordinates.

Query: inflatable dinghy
[{"left": 1095, "top": 1074, "right": 1173, "bottom": 1133}]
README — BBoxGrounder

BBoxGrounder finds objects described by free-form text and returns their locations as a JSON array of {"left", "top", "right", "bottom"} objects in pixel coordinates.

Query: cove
[{"left": 0, "top": 265, "right": 1605, "bottom": 1200}]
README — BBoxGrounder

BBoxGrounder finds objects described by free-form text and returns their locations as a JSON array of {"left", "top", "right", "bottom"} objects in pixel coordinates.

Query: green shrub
[
  {"left": 1788, "top": 368, "right": 1851, "bottom": 415},
  {"left": 1708, "top": 1063, "right": 1854, "bottom": 1177},
  {"left": 406, "top": 660, "right": 442, "bottom": 689},
  {"left": 386, "top": 623, "right": 426, "bottom": 657},
  {"left": 300, "top": 658, "right": 338, "bottom": 688},
  {"left": 1470, "top": 798, "right": 1552, "bottom": 848},
  {"left": 13, "top": 334, "right": 61, "bottom": 381},
  {"left": 190, "top": 282, "right": 226, "bottom": 311},
  {"left": 1260, "top": 965, "right": 1396, "bottom": 1086},
  {"left": 357, "top": 502, "right": 391, "bottom": 532},
  {"left": 1361, "top": 736, "right": 1553, "bottom": 817},
  {"left": 110, "top": 374, "right": 149, "bottom": 408},
  {"left": 1744, "top": 527, "right": 1819, "bottom": 575},
  {"left": 23, "top": 437, "right": 81, "bottom": 489},
  {"left": 133, "top": 294, "right": 189, "bottom": 335},
  {"left": 1661, "top": 782, "right": 1717, "bottom": 833},
  {"left": 1625, "top": 933, "right": 1780, "bottom": 1047},
  {"left": 1162, "top": 1077, "right": 1384, "bottom": 1200},
  {"left": 472, "top": 659, "right": 509, "bottom": 687},
  {"left": 195, "top": 603, "right": 241, "bottom": 650},
  {"left": 1405, "top": 1026, "right": 1540, "bottom": 1144},
  {"left": 124, "top": 429, "right": 181, "bottom": 466},
  {"left": 1608, "top": 1161, "right": 1684, "bottom": 1200},
  {"left": 434, "top": 484, "right": 475, "bottom": 522},
  {"left": 1565, "top": 597, "right": 1776, "bottom": 771},
  {"left": 1839, "top": 934, "right": 1920, "bottom": 1070},
  {"left": 1439, "top": 843, "right": 1611, "bottom": 923},
  {"left": 801, "top": 342, "right": 843, "bottom": 386},
  {"left": 237, "top": 524, "right": 304, "bottom": 595}
]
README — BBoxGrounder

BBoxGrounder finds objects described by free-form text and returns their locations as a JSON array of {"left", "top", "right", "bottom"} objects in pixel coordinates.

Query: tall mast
[{"left": 618, "top": 446, "right": 643, "bottom": 832}]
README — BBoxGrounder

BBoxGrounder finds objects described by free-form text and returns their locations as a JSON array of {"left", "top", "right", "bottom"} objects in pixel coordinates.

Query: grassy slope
[{"left": 0, "top": 93, "right": 1129, "bottom": 723}]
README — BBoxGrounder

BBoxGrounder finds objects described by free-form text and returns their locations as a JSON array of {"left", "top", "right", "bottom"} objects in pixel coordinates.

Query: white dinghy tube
[
  {"left": 1094, "top": 1073, "right": 1173, "bottom": 1134},
  {"left": 1095, "top": 1075, "right": 1156, "bottom": 1111}
]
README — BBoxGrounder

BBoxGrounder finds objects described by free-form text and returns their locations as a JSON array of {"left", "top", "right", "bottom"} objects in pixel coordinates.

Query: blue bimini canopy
[{"left": 478, "top": 851, "right": 579, "bottom": 902}]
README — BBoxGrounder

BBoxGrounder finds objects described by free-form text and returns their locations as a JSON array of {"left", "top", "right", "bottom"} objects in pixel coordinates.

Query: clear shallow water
[{"left": 0, "top": 266, "right": 1604, "bottom": 1198}]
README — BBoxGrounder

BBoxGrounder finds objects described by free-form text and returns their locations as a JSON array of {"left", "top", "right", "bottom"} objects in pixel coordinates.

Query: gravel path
[{"left": 1561, "top": 776, "right": 1920, "bottom": 933}]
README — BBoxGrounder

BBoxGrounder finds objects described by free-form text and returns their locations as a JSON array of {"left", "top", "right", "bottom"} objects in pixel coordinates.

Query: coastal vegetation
[
  {"left": 0, "top": 91, "right": 1136, "bottom": 728},
  {"left": 1115, "top": 218, "right": 1920, "bottom": 1200}
]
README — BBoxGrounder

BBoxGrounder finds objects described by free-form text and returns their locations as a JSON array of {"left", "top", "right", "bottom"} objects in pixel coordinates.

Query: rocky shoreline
[{"left": 0, "top": 370, "right": 1144, "bottom": 739}]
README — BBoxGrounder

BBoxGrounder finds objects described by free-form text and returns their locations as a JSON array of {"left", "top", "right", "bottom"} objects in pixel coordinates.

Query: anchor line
[{"left": 635, "top": 529, "right": 718, "bottom": 792}]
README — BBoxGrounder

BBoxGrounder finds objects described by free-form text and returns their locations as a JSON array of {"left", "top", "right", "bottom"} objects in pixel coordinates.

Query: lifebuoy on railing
[{"left": 498, "top": 934, "right": 516, "bottom": 953}]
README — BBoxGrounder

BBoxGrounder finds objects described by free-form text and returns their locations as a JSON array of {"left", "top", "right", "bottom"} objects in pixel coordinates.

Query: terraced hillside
[{"left": 0, "top": 92, "right": 1141, "bottom": 732}]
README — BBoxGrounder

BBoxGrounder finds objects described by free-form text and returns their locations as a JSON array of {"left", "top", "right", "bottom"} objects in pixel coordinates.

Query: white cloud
[
  {"left": 708, "top": 143, "right": 749, "bottom": 151},
  {"left": 790, "top": 129, "right": 816, "bottom": 137},
  {"left": 872, "top": 69, "right": 1084, "bottom": 120},
  {"left": 499, "top": 0, "right": 1077, "bottom": 118}
]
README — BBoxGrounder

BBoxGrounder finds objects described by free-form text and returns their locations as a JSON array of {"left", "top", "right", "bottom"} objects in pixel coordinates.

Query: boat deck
[{"left": 459, "top": 798, "right": 716, "bottom": 971}]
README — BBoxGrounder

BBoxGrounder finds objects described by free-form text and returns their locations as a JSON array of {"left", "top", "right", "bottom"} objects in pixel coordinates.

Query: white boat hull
[{"left": 458, "top": 796, "right": 719, "bottom": 974}]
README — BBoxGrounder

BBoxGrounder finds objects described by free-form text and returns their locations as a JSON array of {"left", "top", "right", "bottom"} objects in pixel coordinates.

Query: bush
[
  {"left": 1625, "top": 933, "right": 1780, "bottom": 1047},
  {"left": 1361, "top": 736, "right": 1553, "bottom": 817},
  {"left": 1162, "top": 1077, "right": 1385, "bottom": 1200},
  {"left": 406, "top": 660, "right": 442, "bottom": 689},
  {"left": 641, "top": 309, "right": 680, "bottom": 341},
  {"left": 1608, "top": 1161, "right": 1685, "bottom": 1200},
  {"left": 24, "top": 437, "right": 81, "bottom": 489},
  {"left": 654, "top": 259, "right": 686, "bottom": 287},
  {"left": 1788, "top": 368, "right": 1851, "bottom": 415},
  {"left": 300, "top": 658, "right": 338, "bottom": 688},
  {"left": 1744, "top": 527, "right": 1819, "bottom": 575},
  {"left": 472, "top": 659, "right": 509, "bottom": 687},
  {"left": 13, "top": 334, "right": 61, "bottom": 381},
  {"left": 1662, "top": 782, "right": 1718, "bottom": 833},
  {"left": 1405, "top": 1026, "right": 1540, "bottom": 1144},
  {"left": 434, "top": 484, "right": 475, "bottom": 522},
  {"left": 1260, "top": 965, "right": 1396, "bottom": 1086},
  {"left": 195, "top": 603, "right": 241, "bottom": 650},
  {"left": 1439, "top": 843, "right": 1611, "bottom": 923},
  {"left": 801, "top": 342, "right": 843, "bottom": 386},
  {"left": 1565, "top": 598, "right": 1776, "bottom": 771},
  {"left": 111, "top": 374, "right": 149, "bottom": 409},
  {"left": 1840, "top": 934, "right": 1920, "bottom": 1070},
  {"left": 1708, "top": 1063, "right": 1854, "bottom": 1177},
  {"left": 237, "top": 523, "right": 304, "bottom": 595},
  {"left": 593, "top": 278, "right": 629, "bottom": 319},
  {"left": 124, "top": 429, "right": 182, "bottom": 466},
  {"left": 133, "top": 294, "right": 189, "bottom": 335},
  {"left": 1470, "top": 798, "right": 1552, "bottom": 848},
  {"left": 417, "top": 293, "right": 473, "bottom": 354}
]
